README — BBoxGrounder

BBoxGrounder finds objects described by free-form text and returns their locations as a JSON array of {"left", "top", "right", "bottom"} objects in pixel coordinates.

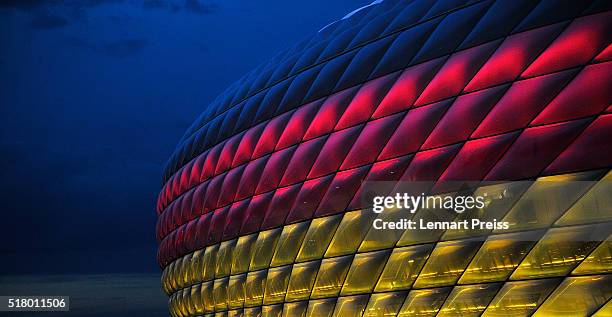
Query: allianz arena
[{"left": 156, "top": 0, "right": 612, "bottom": 316}]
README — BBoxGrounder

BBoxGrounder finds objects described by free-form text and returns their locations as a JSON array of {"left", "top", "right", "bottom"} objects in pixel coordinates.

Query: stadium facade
[{"left": 156, "top": 0, "right": 612, "bottom": 316}]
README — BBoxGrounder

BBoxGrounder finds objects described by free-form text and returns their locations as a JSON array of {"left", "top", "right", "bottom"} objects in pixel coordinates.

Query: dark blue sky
[{"left": 0, "top": 0, "right": 370, "bottom": 274}]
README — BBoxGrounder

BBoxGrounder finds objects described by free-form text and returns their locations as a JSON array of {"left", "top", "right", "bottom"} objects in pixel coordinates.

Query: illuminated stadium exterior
[{"left": 156, "top": 0, "right": 612, "bottom": 316}]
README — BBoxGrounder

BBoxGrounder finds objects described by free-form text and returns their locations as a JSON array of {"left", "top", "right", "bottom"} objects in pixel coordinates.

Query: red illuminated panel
[
  {"left": 471, "top": 69, "right": 577, "bottom": 138},
  {"left": 279, "top": 137, "right": 327, "bottom": 186},
  {"left": 307, "top": 125, "right": 362, "bottom": 179},
  {"left": 235, "top": 155, "right": 268, "bottom": 201},
  {"left": 485, "top": 119, "right": 591, "bottom": 180},
  {"left": 261, "top": 184, "right": 302, "bottom": 229},
  {"left": 595, "top": 43, "right": 612, "bottom": 62},
  {"left": 372, "top": 58, "right": 445, "bottom": 118},
  {"left": 399, "top": 144, "right": 460, "bottom": 182},
  {"left": 217, "top": 165, "right": 244, "bottom": 206},
  {"left": 285, "top": 175, "right": 333, "bottom": 223},
  {"left": 240, "top": 192, "right": 274, "bottom": 235},
  {"left": 378, "top": 99, "right": 451, "bottom": 160},
  {"left": 334, "top": 71, "right": 399, "bottom": 130},
  {"left": 315, "top": 165, "right": 370, "bottom": 217},
  {"left": 347, "top": 155, "right": 413, "bottom": 210},
  {"left": 232, "top": 123, "right": 265, "bottom": 167},
  {"left": 545, "top": 114, "right": 612, "bottom": 174},
  {"left": 222, "top": 199, "right": 250, "bottom": 240},
  {"left": 216, "top": 134, "right": 241, "bottom": 174},
  {"left": 252, "top": 111, "right": 292, "bottom": 158},
  {"left": 276, "top": 99, "right": 321, "bottom": 149},
  {"left": 464, "top": 22, "right": 564, "bottom": 92},
  {"left": 532, "top": 62, "right": 612, "bottom": 125},
  {"left": 436, "top": 132, "right": 517, "bottom": 184},
  {"left": 303, "top": 87, "right": 358, "bottom": 140},
  {"left": 422, "top": 85, "right": 507, "bottom": 149},
  {"left": 255, "top": 146, "right": 296, "bottom": 194},
  {"left": 340, "top": 112, "right": 403, "bottom": 170},
  {"left": 522, "top": 11, "right": 612, "bottom": 78},
  {"left": 414, "top": 41, "right": 499, "bottom": 106}
]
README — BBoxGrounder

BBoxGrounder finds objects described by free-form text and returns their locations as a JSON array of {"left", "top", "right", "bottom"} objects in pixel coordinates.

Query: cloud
[
  {"left": 0, "top": 0, "right": 59, "bottom": 10},
  {"left": 142, "top": 0, "right": 218, "bottom": 15},
  {"left": 0, "top": 0, "right": 123, "bottom": 10},
  {"left": 65, "top": 37, "right": 149, "bottom": 57},
  {"left": 29, "top": 11, "right": 69, "bottom": 29},
  {"left": 142, "top": 0, "right": 167, "bottom": 9},
  {"left": 184, "top": 0, "right": 218, "bottom": 15},
  {"left": 101, "top": 38, "right": 149, "bottom": 57},
  {"left": 1, "top": 0, "right": 219, "bottom": 17}
]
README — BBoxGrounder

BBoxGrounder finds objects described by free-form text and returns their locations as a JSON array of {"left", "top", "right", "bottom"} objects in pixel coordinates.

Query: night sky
[{"left": 0, "top": 0, "right": 369, "bottom": 276}]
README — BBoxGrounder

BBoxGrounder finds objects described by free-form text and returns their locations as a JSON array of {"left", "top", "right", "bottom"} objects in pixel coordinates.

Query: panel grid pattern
[
  {"left": 161, "top": 0, "right": 610, "bottom": 182},
  {"left": 157, "top": 0, "right": 612, "bottom": 316},
  {"left": 161, "top": 170, "right": 612, "bottom": 316}
]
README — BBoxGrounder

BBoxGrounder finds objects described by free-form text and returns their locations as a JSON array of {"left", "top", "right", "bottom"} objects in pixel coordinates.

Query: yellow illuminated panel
[
  {"left": 397, "top": 287, "right": 451, "bottom": 317},
  {"left": 184, "top": 287, "right": 195, "bottom": 316},
  {"left": 244, "top": 307, "right": 261, "bottom": 317},
  {"left": 593, "top": 300, "right": 612, "bottom": 316},
  {"left": 363, "top": 292, "right": 407, "bottom": 317},
  {"left": 178, "top": 288, "right": 188, "bottom": 317},
  {"left": 183, "top": 253, "right": 194, "bottom": 288},
  {"left": 312, "top": 255, "right": 353, "bottom": 299},
  {"left": 397, "top": 194, "right": 459, "bottom": 246},
  {"left": 227, "top": 273, "right": 246, "bottom": 309},
  {"left": 245, "top": 270, "right": 267, "bottom": 307},
  {"left": 414, "top": 239, "right": 482, "bottom": 288},
  {"left": 325, "top": 210, "right": 376, "bottom": 257},
  {"left": 533, "top": 275, "right": 612, "bottom": 316},
  {"left": 495, "top": 171, "right": 600, "bottom": 233},
  {"left": 438, "top": 283, "right": 501, "bottom": 317},
  {"left": 213, "top": 277, "right": 229, "bottom": 311},
  {"left": 359, "top": 206, "right": 408, "bottom": 251},
  {"left": 190, "top": 249, "right": 204, "bottom": 285},
  {"left": 573, "top": 239, "right": 612, "bottom": 275},
  {"left": 169, "top": 293, "right": 177, "bottom": 317},
  {"left": 286, "top": 260, "right": 320, "bottom": 302},
  {"left": 178, "top": 287, "right": 191, "bottom": 316},
  {"left": 482, "top": 278, "right": 560, "bottom": 317},
  {"left": 264, "top": 265, "right": 292, "bottom": 304},
  {"left": 341, "top": 250, "right": 390, "bottom": 295},
  {"left": 271, "top": 222, "right": 309, "bottom": 267},
  {"left": 306, "top": 298, "right": 336, "bottom": 317},
  {"left": 296, "top": 215, "right": 342, "bottom": 262},
  {"left": 227, "top": 309, "right": 242, "bottom": 317},
  {"left": 174, "top": 256, "right": 183, "bottom": 292},
  {"left": 186, "top": 253, "right": 197, "bottom": 289},
  {"left": 216, "top": 239, "right": 237, "bottom": 278},
  {"left": 375, "top": 244, "right": 433, "bottom": 292},
  {"left": 251, "top": 228, "right": 282, "bottom": 270},
  {"left": 161, "top": 266, "right": 169, "bottom": 294},
  {"left": 163, "top": 169, "right": 612, "bottom": 317},
  {"left": 282, "top": 301, "right": 308, "bottom": 317},
  {"left": 166, "top": 261, "right": 176, "bottom": 293},
  {"left": 232, "top": 233, "right": 257, "bottom": 274},
  {"left": 332, "top": 295, "right": 369, "bottom": 317},
  {"left": 459, "top": 231, "right": 543, "bottom": 284},
  {"left": 201, "top": 281, "right": 214, "bottom": 313},
  {"left": 511, "top": 224, "right": 603, "bottom": 280},
  {"left": 203, "top": 244, "right": 219, "bottom": 281},
  {"left": 192, "top": 283, "right": 205, "bottom": 314},
  {"left": 262, "top": 304, "right": 282, "bottom": 317},
  {"left": 556, "top": 170, "right": 612, "bottom": 226},
  {"left": 443, "top": 182, "right": 530, "bottom": 240},
  {"left": 173, "top": 257, "right": 183, "bottom": 291}
]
